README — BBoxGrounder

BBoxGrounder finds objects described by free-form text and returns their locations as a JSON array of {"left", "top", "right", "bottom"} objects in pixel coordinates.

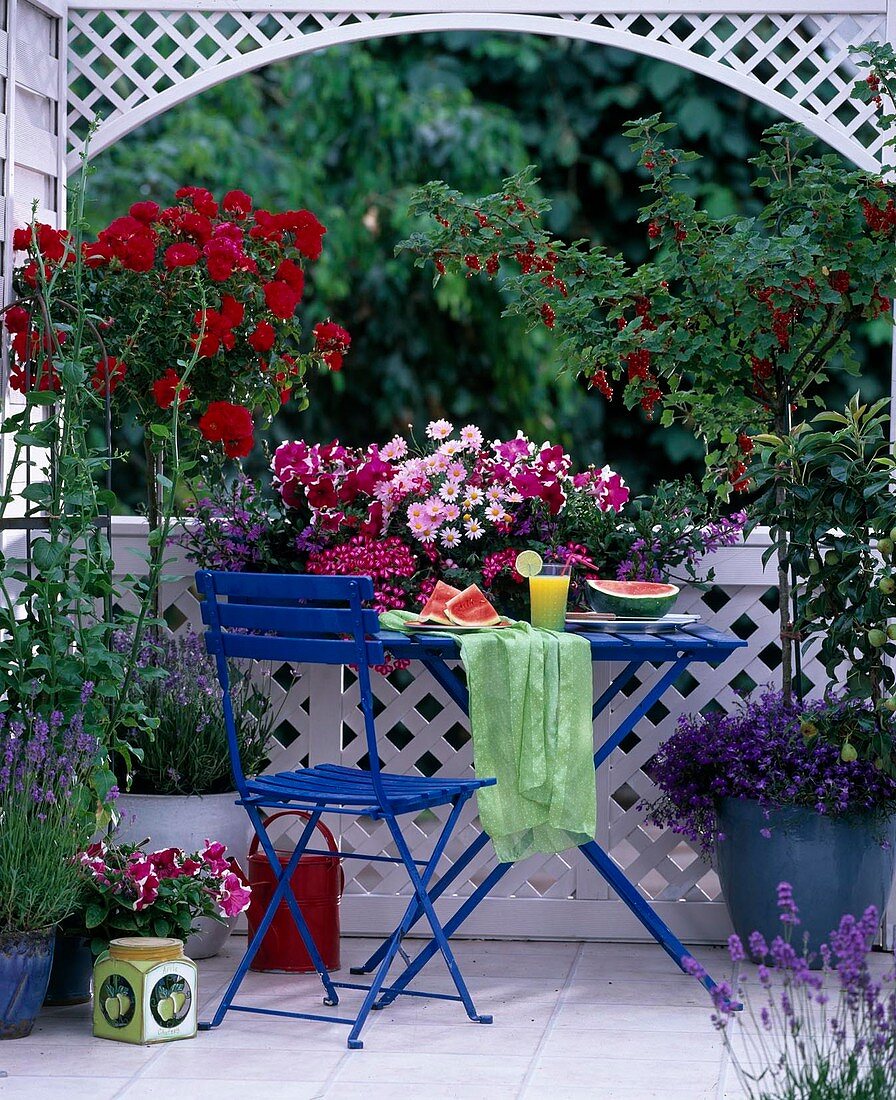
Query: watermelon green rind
[
  {"left": 444, "top": 584, "right": 501, "bottom": 627},
  {"left": 585, "top": 579, "right": 679, "bottom": 618}
]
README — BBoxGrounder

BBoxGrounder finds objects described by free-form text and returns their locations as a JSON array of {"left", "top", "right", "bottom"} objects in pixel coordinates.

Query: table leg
[{"left": 577, "top": 840, "right": 733, "bottom": 1004}]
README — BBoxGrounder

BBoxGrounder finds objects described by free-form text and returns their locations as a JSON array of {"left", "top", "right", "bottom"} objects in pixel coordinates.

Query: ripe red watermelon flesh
[
  {"left": 417, "top": 581, "right": 462, "bottom": 625},
  {"left": 445, "top": 584, "right": 501, "bottom": 627}
]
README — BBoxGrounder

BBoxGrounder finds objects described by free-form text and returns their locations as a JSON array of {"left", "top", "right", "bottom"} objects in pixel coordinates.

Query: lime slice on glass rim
[{"left": 514, "top": 550, "right": 543, "bottom": 578}]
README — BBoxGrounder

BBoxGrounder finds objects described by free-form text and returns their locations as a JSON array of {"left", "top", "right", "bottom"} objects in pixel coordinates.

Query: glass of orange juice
[{"left": 529, "top": 563, "right": 570, "bottom": 631}]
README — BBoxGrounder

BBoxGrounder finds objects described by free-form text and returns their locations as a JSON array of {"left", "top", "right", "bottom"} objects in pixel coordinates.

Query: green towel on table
[{"left": 379, "top": 612, "right": 596, "bottom": 862}]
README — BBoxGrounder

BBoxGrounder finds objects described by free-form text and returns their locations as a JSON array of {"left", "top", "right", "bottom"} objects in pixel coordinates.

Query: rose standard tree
[
  {"left": 12, "top": 186, "right": 351, "bottom": 502},
  {"left": 399, "top": 114, "right": 896, "bottom": 701}
]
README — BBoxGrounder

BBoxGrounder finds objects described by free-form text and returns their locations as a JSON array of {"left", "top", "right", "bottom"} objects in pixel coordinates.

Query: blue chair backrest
[{"left": 196, "top": 571, "right": 386, "bottom": 795}]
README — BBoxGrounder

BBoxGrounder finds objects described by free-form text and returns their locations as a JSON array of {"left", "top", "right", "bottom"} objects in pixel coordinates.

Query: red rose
[
  {"left": 176, "top": 186, "right": 218, "bottom": 218},
  {"left": 120, "top": 236, "right": 156, "bottom": 272},
  {"left": 82, "top": 240, "right": 113, "bottom": 268},
  {"left": 4, "top": 306, "right": 30, "bottom": 334},
  {"left": 180, "top": 212, "right": 213, "bottom": 244},
  {"left": 322, "top": 350, "right": 343, "bottom": 372},
  {"left": 280, "top": 209, "right": 326, "bottom": 260},
  {"left": 203, "top": 238, "right": 239, "bottom": 282},
  {"left": 219, "top": 294, "right": 244, "bottom": 328},
  {"left": 223, "top": 190, "right": 252, "bottom": 216},
  {"left": 275, "top": 259, "right": 305, "bottom": 295},
  {"left": 152, "top": 368, "right": 191, "bottom": 410},
  {"left": 164, "top": 243, "right": 200, "bottom": 270},
  {"left": 248, "top": 321, "right": 276, "bottom": 352},
  {"left": 12, "top": 227, "right": 31, "bottom": 251},
  {"left": 36, "top": 224, "right": 70, "bottom": 263},
  {"left": 198, "top": 401, "right": 254, "bottom": 458},
  {"left": 91, "top": 357, "right": 126, "bottom": 396},
  {"left": 313, "top": 320, "right": 351, "bottom": 352},
  {"left": 263, "top": 280, "right": 300, "bottom": 320},
  {"left": 129, "top": 201, "right": 160, "bottom": 224}
]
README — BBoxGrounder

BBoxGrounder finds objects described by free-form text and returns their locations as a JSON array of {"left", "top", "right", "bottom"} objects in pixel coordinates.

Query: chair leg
[
  {"left": 202, "top": 807, "right": 339, "bottom": 1028},
  {"left": 345, "top": 795, "right": 489, "bottom": 1048},
  {"left": 383, "top": 800, "right": 491, "bottom": 1025}
]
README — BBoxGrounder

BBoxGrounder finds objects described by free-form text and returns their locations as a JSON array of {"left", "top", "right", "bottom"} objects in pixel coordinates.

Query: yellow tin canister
[{"left": 92, "top": 937, "right": 198, "bottom": 1044}]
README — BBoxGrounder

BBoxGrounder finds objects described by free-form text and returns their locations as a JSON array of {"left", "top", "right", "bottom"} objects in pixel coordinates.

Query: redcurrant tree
[{"left": 399, "top": 111, "right": 896, "bottom": 701}]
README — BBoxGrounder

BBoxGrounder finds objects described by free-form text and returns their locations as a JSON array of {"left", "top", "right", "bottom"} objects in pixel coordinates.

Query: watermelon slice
[
  {"left": 586, "top": 579, "right": 679, "bottom": 619},
  {"left": 444, "top": 584, "right": 502, "bottom": 627},
  {"left": 417, "top": 581, "right": 462, "bottom": 625}
]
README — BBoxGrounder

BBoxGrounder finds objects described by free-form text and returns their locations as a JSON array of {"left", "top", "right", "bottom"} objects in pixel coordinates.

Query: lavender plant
[
  {"left": 120, "top": 631, "right": 277, "bottom": 795},
  {"left": 689, "top": 885, "right": 896, "bottom": 1100},
  {"left": 645, "top": 690, "right": 896, "bottom": 855},
  {"left": 0, "top": 692, "right": 114, "bottom": 937}
]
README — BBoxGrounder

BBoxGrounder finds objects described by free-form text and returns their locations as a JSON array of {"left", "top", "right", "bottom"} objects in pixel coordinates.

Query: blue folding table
[{"left": 351, "top": 622, "right": 746, "bottom": 1006}]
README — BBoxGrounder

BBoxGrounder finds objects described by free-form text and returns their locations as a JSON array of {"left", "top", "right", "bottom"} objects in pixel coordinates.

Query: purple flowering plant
[
  {"left": 0, "top": 691, "right": 115, "bottom": 938},
  {"left": 119, "top": 630, "right": 278, "bottom": 795},
  {"left": 645, "top": 690, "right": 896, "bottom": 856},
  {"left": 688, "top": 884, "right": 896, "bottom": 1099}
]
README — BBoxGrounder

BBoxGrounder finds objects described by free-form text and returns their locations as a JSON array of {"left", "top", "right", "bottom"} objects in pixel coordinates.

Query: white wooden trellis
[
  {"left": 107, "top": 520, "right": 820, "bottom": 942},
  {"left": 0, "top": 2, "right": 890, "bottom": 940}
]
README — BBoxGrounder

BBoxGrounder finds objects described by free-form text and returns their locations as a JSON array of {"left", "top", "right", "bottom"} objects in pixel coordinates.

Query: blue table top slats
[{"left": 377, "top": 623, "right": 744, "bottom": 663}]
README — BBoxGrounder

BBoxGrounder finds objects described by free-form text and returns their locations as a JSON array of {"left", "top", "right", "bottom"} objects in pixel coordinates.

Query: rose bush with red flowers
[
  {"left": 76, "top": 838, "right": 251, "bottom": 952},
  {"left": 9, "top": 186, "right": 350, "bottom": 465}
]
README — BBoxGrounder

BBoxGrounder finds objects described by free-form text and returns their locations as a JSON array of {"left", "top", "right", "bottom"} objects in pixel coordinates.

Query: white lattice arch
[{"left": 66, "top": 3, "right": 890, "bottom": 173}]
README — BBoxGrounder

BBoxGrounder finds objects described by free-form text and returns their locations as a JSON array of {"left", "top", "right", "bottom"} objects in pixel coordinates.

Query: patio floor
[{"left": 0, "top": 936, "right": 819, "bottom": 1100}]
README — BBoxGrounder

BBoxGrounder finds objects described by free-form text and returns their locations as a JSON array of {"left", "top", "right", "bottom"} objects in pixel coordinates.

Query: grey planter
[
  {"left": 115, "top": 792, "right": 250, "bottom": 959},
  {"left": 716, "top": 797, "right": 896, "bottom": 959}
]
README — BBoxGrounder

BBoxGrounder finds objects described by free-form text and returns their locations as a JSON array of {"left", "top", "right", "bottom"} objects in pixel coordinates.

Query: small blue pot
[
  {"left": 0, "top": 931, "right": 55, "bottom": 1039},
  {"left": 716, "top": 798, "right": 896, "bottom": 962}
]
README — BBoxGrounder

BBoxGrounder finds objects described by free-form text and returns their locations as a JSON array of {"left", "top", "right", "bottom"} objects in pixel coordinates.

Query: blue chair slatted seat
[{"left": 195, "top": 569, "right": 495, "bottom": 1048}]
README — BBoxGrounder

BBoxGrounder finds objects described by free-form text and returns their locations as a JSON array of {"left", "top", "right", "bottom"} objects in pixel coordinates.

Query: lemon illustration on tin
[{"left": 514, "top": 550, "right": 543, "bottom": 578}]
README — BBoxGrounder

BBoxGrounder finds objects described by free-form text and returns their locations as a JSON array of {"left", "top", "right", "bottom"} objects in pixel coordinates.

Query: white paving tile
[
  {"left": 8, "top": 936, "right": 739, "bottom": 1095},
  {"left": 0, "top": 1076, "right": 127, "bottom": 1098}
]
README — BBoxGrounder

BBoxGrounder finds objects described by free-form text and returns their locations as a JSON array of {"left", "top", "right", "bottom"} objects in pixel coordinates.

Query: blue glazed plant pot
[
  {"left": 716, "top": 798, "right": 896, "bottom": 961},
  {"left": 0, "top": 931, "right": 55, "bottom": 1039},
  {"left": 43, "top": 931, "right": 93, "bottom": 1007}
]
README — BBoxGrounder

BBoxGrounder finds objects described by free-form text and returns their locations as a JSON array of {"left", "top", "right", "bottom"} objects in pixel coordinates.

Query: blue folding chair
[{"left": 195, "top": 570, "right": 495, "bottom": 1048}]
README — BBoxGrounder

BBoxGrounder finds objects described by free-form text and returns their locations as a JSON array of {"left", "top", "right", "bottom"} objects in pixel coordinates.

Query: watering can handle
[{"left": 249, "top": 809, "right": 341, "bottom": 860}]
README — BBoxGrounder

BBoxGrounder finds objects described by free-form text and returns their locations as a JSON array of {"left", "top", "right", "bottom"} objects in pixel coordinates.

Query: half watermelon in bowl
[{"left": 585, "top": 579, "right": 679, "bottom": 619}]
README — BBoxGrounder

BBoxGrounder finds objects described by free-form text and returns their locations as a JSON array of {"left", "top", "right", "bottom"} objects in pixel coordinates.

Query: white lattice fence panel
[
  {"left": 65, "top": 4, "right": 889, "bottom": 171},
  {"left": 111, "top": 521, "right": 811, "bottom": 941}
]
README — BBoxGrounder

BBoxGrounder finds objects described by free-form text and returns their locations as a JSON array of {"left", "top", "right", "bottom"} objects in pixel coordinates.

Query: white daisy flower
[
  {"left": 418, "top": 523, "right": 437, "bottom": 544},
  {"left": 424, "top": 496, "right": 444, "bottom": 519},
  {"left": 441, "top": 527, "right": 461, "bottom": 549},
  {"left": 439, "top": 482, "right": 461, "bottom": 503},
  {"left": 464, "top": 517, "right": 483, "bottom": 540},
  {"left": 447, "top": 462, "right": 466, "bottom": 481},
  {"left": 426, "top": 419, "right": 453, "bottom": 441},
  {"left": 463, "top": 487, "right": 484, "bottom": 508},
  {"left": 409, "top": 517, "right": 429, "bottom": 537},
  {"left": 485, "top": 485, "right": 504, "bottom": 503},
  {"left": 440, "top": 439, "right": 462, "bottom": 456},
  {"left": 443, "top": 503, "right": 461, "bottom": 522},
  {"left": 484, "top": 503, "right": 505, "bottom": 523}
]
